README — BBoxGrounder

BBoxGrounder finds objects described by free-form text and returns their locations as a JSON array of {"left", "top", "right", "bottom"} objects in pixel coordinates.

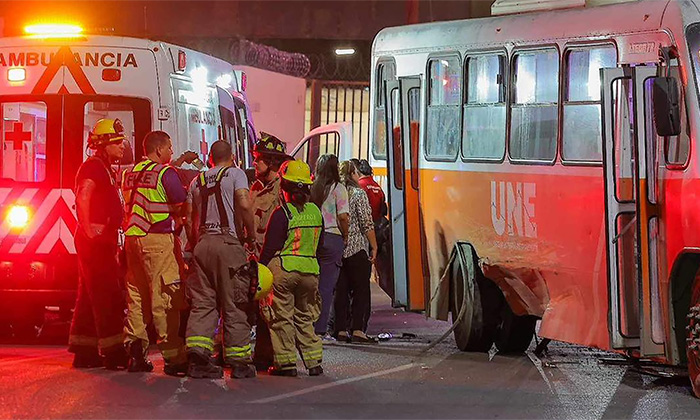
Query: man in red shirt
[{"left": 356, "top": 159, "right": 386, "bottom": 222}]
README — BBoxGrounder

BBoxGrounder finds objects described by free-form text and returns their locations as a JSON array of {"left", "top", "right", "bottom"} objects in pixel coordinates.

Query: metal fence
[{"left": 305, "top": 80, "right": 371, "bottom": 161}]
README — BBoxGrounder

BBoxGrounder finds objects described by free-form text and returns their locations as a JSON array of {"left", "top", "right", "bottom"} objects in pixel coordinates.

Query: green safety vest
[
  {"left": 278, "top": 202, "right": 323, "bottom": 275},
  {"left": 121, "top": 159, "right": 172, "bottom": 237}
]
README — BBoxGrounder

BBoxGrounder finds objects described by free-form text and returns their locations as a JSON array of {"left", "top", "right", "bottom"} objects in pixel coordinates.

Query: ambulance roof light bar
[{"left": 23, "top": 24, "right": 84, "bottom": 39}]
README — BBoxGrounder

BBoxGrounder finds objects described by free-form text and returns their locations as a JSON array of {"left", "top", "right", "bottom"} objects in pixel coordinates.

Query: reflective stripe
[
  {"left": 98, "top": 333, "right": 124, "bottom": 350},
  {"left": 162, "top": 347, "right": 184, "bottom": 359},
  {"left": 224, "top": 344, "right": 251, "bottom": 356},
  {"left": 291, "top": 228, "right": 302, "bottom": 255},
  {"left": 131, "top": 192, "right": 171, "bottom": 213},
  {"left": 302, "top": 349, "right": 322, "bottom": 361},
  {"left": 186, "top": 336, "right": 214, "bottom": 352},
  {"left": 68, "top": 335, "right": 98, "bottom": 346},
  {"left": 273, "top": 353, "right": 297, "bottom": 364}
]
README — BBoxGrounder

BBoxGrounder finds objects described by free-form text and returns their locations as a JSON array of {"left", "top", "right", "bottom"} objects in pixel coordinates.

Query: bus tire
[
  {"left": 449, "top": 245, "right": 501, "bottom": 352},
  {"left": 496, "top": 304, "right": 537, "bottom": 354},
  {"left": 686, "top": 274, "right": 700, "bottom": 397}
]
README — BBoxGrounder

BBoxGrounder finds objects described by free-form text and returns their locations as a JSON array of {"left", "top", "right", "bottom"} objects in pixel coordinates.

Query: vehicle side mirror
[{"left": 652, "top": 76, "right": 681, "bottom": 137}]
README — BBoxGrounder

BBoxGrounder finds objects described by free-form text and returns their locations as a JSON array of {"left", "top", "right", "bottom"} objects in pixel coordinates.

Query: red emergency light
[
  {"left": 177, "top": 50, "right": 187, "bottom": 73},
  {"left": 102, "top": 68, "right": 121, "bottom": 82}
]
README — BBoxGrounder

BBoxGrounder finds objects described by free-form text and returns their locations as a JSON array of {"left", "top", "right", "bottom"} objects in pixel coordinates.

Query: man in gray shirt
[{"left": 184, "top": 140, "right": 257, "bottom": 379}]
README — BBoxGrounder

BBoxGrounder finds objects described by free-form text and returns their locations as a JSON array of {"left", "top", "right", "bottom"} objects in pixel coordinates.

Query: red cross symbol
[
  {"left": 5, "top": 122, "right": 31, "bottom": 150},
  {"left": 200, "top": 129, "right": 208, "bottom": 155}
]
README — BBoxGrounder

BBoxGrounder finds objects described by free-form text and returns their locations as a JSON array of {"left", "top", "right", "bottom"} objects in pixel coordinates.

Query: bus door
[
  {"left": 384, "top": 76, "right": 424, "bottom": 309},
  {"left": 601, "top": 65, "right": 665, "bottom": 356}
]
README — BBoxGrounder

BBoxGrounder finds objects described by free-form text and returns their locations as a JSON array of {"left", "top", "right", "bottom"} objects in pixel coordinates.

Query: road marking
[{"left": 250, "top": 362, "right": 416, "bottom": 404}]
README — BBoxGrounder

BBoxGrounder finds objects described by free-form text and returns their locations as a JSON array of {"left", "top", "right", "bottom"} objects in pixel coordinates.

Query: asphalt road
[{"left": 1, "top": 286, "right": 699, "bottom": 419}]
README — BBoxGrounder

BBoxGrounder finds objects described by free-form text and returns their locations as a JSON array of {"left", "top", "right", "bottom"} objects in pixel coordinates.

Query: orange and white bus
[
  {"left": 0, "top": 24, "right": 258, "bottom": 334},
  {"left": 368, "top": 0, "right": 700, "bottom": 394}
]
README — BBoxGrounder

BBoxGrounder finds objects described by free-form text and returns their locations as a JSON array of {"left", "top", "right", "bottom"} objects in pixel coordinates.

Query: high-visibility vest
[
  {"left": 121, "top": 159, "right": 172, "bottom": 237},
  {"left": 277, "top": 202, "right": 323, "bottom": 275}
]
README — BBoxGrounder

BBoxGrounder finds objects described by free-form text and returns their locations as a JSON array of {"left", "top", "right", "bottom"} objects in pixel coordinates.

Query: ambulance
[{"left": 0, "top": 24, "right": 258, "bottom": 334}]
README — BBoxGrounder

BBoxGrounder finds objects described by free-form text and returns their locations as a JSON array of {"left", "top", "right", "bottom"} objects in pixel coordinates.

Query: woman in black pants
[{"left": 334, "top": 161, "right": 378, "bottom": 343}]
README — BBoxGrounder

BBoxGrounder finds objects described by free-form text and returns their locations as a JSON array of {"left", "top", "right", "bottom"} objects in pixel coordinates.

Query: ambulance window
[
  {"left": 83, "top": 101, "right": 137, "bottom": 164},
  {"left": 1, "top": 102, "right": 48, "bottom": 182}
]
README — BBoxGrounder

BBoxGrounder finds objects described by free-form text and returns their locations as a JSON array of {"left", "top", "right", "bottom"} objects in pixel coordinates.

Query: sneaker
[
  {"left": 72, "top": 350, "right": 103, "bottom": 369},
  {"left": 335, "top": 331, "right": 350, "bottom": 343},
  {"left": 268, "top": 366, "right": 298, "bottom": 377},
  {"left": 319, "top": 333, "right": 336, "bottom": 342},
  {"left": 164, "top": 362, "right": 188, "bottom": 377},
  {"left": 231, "top": 363, "right": 256, "bottom": 379},
  {"left": 308, "top": 366, "right": 323, "bottom": 376},
  {"left": 351, "top": 331, "right": 378, "bottom": 344}
]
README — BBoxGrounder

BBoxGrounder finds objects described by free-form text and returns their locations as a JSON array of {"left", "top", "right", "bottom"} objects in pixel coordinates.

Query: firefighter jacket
[
  {"left": 121, "top": 159, "right": 172, "bottom": 237},
  {"left": 277, "top": 202, "right": 323, "bottom": 275}
]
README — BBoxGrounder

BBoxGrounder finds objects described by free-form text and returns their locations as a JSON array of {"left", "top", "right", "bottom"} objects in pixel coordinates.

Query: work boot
[
  {"left": 308, "top": 366, "right": 323, "bottom": 376},
  {"left": 72, "top": 348, "right": 103, "bottom": 369},
  {"left": 127, "top": 340, "right": 154, "bottom": 373},
  {"left": 231, "top": 362, "right": 256, "bottom": 379},
  {"left": 164, "top": 362, "right": 188, "bottom": 377},
  {"left": 253, "top": 360, "right": 273, "bottom": 372},
  {"left": 268, "top": 366, "right": 298, "bottom": 377},
  {"left": 187, "top": 353, "right": 223, "bottom": 379},
  {"left": 103, "top": 346, "right": 129, "bottom": 370}
]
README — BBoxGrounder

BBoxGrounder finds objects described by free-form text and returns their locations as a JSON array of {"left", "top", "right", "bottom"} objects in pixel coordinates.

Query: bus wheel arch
[
  {"left": 448, "top": 242, "right": 503, "bottom": 352},
  {"left": 669, "top": 251, "right": 700, "bottom": 396},
  {"left": 447, "top": 242, "right": 544, "bottom": 353}
]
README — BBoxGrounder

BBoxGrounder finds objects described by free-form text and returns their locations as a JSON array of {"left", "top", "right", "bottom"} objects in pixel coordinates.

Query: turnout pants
[
  {"left": 69, "top": 230, "right": 125, "bottom": 355},
  {"left": 263, "top": 257, "right": 322, "bottom": 371},
  {"left": 124, "top": 233, "right": 186, "bottom": 364},
  {"left": 186, "top": 234, "right": 253, "bottom": 365}
]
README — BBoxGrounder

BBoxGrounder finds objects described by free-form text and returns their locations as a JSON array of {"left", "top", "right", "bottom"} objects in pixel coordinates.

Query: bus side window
[
  {"left": 665, "top": 65, "right": 690, "bottom": 167},
  {"left": 426, "top": 57, "right": 461, "bottom": 160},
  {"left": 373, "top": 62, "right": 395, "bottom": 160},
  {"left": 462, "top": 53, "right": 506, "bottom": 160},
  {"left": 562, "top": 46, "right": 617, "bottom": 162},
  {"left": 510, "top": 49, "right": 559, "bottom": 162}
]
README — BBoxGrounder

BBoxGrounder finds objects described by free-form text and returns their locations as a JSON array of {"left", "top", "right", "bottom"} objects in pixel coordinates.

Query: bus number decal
[{"left": 490, "top": 181, "right": 537, "bottom": 238}]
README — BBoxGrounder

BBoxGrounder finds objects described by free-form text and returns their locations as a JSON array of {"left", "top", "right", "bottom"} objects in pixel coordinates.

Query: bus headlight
[{"left": 7, "top": 205, "right": 30, "bottom": 229}]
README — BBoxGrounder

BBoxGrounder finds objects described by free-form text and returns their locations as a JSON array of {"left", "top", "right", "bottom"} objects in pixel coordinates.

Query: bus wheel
[
  {"left": 450, "top": 244, "right": 502, "bottom": 352},
  {"left": 686, "top": 277, "right": 700, "bottom": 397},
  {"left": 496, "top": 304, "right": 537, "bottom": 354}
]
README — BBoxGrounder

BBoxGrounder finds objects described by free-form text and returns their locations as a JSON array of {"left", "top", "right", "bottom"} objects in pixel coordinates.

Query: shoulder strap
[{"left": 199, "top": 166, "right": 232, "bottom": 229}]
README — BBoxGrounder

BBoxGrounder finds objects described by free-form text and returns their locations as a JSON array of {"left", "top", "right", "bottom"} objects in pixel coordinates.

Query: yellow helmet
[
  {"left": 279, "top": 159, "right": 313, "bottom": 185},
  {"left": 255, "top": 263, "right": 274, "bottom": 301},
  {"left": 88, "top": 118, "right": 125, "bottom": 149}
]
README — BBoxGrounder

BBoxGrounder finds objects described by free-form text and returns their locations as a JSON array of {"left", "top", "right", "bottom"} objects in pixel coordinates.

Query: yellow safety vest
[
  {"left": 277, "top": 202, "right": 323, "bottom": 274},
  {"left": 121, "top": 159, "right": 172, "bottom": 237}
]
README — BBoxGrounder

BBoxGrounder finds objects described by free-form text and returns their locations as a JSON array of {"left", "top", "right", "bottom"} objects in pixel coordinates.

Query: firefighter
[
  {"left": 69, "top": 119, "right": 129, "bottom": 370},
  {"left": 259, "top": 160, "right": 324, "bottom": 377},
  {"left": 249, "top": 132, "right": 291, "bottom": 371},
  {"left": 121, "top": 130, "right": 188, "bottom": 375},
  {"left": 183, "top": 140, "right": 258, "bottom": 379}
]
